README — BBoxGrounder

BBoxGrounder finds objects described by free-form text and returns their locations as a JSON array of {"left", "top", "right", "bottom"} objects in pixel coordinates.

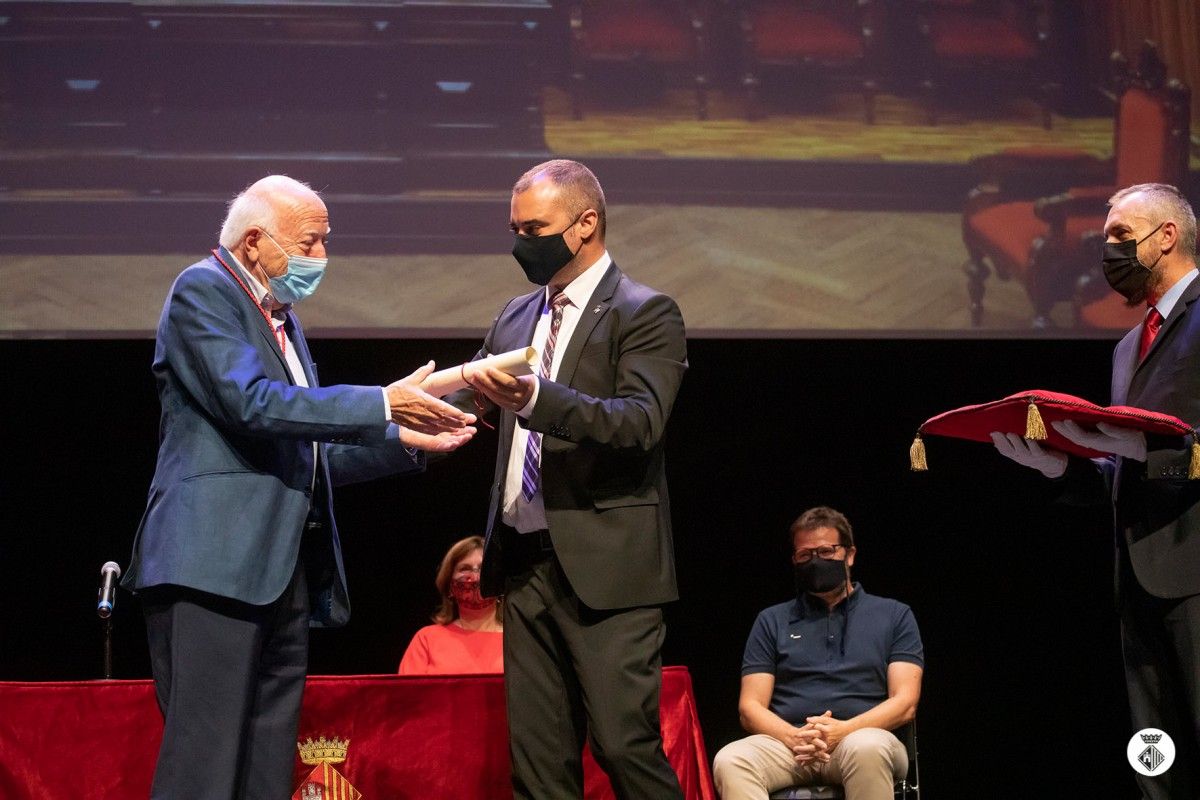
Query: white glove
[
  {"left": 990, "top": 431, "right": 1068, "bottom": 478},
  {"left": 1051, "top": 420, "right": 1147, "bottom": 462}
]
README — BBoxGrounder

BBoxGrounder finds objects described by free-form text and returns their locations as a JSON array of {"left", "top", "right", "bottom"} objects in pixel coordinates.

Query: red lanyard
[{"left": 211, "top": 248, "right": 287, "bottom": 356}]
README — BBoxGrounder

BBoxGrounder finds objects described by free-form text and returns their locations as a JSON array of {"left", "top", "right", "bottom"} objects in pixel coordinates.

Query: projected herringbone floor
[{"left": 1, "top": 205, "right": 1108, "bottom": 336}]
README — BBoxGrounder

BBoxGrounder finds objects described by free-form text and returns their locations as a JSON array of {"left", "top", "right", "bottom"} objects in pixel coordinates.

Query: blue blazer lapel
[
  {"left": 213, "top": 246, "right": 291, "bottom": 378},
  {"left": 286, "top": 311, "right": 318, "bottom": 386},
  {"left": 257, "top": 325, "right": 290, "bottom": 379}
]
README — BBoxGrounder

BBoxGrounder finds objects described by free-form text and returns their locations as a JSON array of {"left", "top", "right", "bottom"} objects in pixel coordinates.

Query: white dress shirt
[
  {"left": 502, "top": 251, "right": 612, "bottom": 533},
  {"left": 225, "top": 249, "right": 309, "bottom": 387},
  {"left": 1153, "top": 267, "right": 1199, "bottom": 321}
]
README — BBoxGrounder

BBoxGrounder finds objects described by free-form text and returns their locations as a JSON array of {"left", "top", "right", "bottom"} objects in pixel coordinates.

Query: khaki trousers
[{"left": 713, "top": 728, "right": 907, "bottom": 800}]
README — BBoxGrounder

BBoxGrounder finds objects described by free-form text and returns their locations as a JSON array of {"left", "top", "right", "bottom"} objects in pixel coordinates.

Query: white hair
[
  {"left": 218, "top": 175, "right": 319, "bottom": 249},
  {"left": 1109, "top": 182, "right": 1197, "bottom": 258}
]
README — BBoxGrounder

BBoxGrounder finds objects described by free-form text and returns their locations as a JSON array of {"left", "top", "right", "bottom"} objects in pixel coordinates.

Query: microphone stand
[
  {"left": 97, "top": 562, "right": 119, "bottom": 680},
  {"left": 102, "top": 615, "right": 114, "bottom": 680}
]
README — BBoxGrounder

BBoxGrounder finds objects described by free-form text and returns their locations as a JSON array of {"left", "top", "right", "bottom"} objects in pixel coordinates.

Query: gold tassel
[
  {"left": 909, "top": 434, "right": 928, "bottom": 472},
  {"left": 1189, "top": 436, "right": 1200, "bottom": 480},
  {"left": 1025, "top": 402, "right": 1047, "bottom": 440}
]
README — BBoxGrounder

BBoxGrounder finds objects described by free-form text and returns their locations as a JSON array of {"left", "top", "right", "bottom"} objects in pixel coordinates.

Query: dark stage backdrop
[{"left": 1, "top": 336, "right": 1136, "bottom": 797}]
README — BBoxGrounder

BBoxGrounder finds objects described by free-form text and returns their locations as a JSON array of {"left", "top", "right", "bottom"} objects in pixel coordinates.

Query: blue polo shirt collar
[{"left": 790, "top": 582, "right": 863, "bottom": 621}]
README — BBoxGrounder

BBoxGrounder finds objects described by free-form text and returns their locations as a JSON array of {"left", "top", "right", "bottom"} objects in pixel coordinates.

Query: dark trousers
[
  {"left": 142, "top": 560, "right": 310, "bottom": 800},
  {"left": 1119, "top": 555, "right": 1200, "bottom": 800},
  {"left": 501, "top": 532, "right": 683, "bottom": 800}
]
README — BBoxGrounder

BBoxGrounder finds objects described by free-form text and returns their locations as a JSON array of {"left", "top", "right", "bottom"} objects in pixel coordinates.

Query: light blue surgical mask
[{"left": 261, "top": 230, "right": 327, "bottom": 304}]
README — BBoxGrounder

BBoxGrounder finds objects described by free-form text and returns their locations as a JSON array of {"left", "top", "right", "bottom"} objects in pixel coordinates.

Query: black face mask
[
  {"left": 512, "top": 216, "right": 582, "bottom": 285},
  {"left": 794, "top": 557, "right": 847, "bottom": 596},
  {"left": 1102, "top": 223, "right": 1164, "bottom": 304}
]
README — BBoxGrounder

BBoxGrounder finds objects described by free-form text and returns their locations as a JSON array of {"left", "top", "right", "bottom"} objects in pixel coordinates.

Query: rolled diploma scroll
[{"left": 420, "top": 347, "right": 539, "bottom": 398}]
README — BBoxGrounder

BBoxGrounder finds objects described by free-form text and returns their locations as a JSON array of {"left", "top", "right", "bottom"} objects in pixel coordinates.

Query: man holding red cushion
[{"left": 993, "top": 183, "right": 1199, "bottom": 799}]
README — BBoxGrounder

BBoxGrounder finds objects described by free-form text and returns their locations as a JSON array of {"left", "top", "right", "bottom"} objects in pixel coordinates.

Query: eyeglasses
[{"left": 792, "top": 544, "right": 845, "bottom": 564}]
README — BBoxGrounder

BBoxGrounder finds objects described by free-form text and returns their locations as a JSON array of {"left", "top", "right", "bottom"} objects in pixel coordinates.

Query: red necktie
[{"left": 1138, "top": 307, "right": 1163, "bottom": 362}]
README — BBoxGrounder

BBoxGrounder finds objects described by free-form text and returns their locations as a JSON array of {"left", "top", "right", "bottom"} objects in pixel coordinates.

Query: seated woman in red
[{"left": 399, "top": 536, "right": 503, "bottom": 675}]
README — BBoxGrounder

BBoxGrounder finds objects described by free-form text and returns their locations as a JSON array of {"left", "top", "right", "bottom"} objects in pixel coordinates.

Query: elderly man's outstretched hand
[{"left": 387, "top": 361, "right": 477, "bottom": 435}]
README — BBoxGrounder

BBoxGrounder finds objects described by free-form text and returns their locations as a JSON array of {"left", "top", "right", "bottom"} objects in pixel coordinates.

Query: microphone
[{"left": 97, "top": 561, "right": 121, "bottom": 619}]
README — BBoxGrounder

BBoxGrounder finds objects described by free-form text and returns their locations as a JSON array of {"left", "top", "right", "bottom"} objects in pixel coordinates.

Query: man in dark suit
[
  {"left": 458, "top": 159, "right": 687, "bottom": 799},
  {"left": 993, "top": 183, "right": 1199, "bottom": 798},
  {"left": 123, "top": 175, "right": 475, "bottom": 800}
]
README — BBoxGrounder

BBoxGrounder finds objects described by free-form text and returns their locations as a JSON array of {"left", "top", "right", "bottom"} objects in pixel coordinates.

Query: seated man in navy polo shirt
[{"left": 713, "top": 506, "right": 924, "bottom": 800}]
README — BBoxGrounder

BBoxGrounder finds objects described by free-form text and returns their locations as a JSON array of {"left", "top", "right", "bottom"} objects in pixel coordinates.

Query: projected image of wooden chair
[
  {"left": 961, "top": 42, "right": 1191, "bottom": 329},
  {"left": 735, "top": 0, "right": 883, "bottom": 123},
  {"left": 567, "top": 0, "right": 711, "bottom": 120},
  {"left": 913, "top": 0, "right": 1057, "bottom": 128}
]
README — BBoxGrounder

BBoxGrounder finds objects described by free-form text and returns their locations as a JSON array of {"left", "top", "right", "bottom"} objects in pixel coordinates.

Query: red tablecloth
[{"left": 0, "top": 666, "right": 715, "bottom": 799}]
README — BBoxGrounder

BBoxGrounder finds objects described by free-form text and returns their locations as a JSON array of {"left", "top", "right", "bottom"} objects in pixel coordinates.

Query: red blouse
[{"left": 398, "top": 623, "right": 504, "bottom": 675}]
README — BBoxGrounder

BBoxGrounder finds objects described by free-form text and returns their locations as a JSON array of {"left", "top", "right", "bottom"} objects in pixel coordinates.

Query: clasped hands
[
  {"left": 784, "top": 711, "right": 847, "bottom": 765},
  {"left": 990, "top": 420, "right": 1147, "bottom": 478},
  {"left": 386, "top": 362, "right": 477, "bottom": 452}
]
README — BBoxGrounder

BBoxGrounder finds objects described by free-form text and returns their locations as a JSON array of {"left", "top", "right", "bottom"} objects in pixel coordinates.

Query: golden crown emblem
[
  {"left": 297, "top": 735, "right": 350, "bottom": 765},
  {"left": 1140, "top": 733, "right": 1163, "bottom": 744}
]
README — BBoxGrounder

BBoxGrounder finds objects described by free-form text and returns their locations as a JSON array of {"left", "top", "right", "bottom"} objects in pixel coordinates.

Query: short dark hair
[
  {"left": 513, "top": 158, "right": 607, "bottom": 237},
  {"left": 789, "top": 506, "right": 854, "bottom": 549}
]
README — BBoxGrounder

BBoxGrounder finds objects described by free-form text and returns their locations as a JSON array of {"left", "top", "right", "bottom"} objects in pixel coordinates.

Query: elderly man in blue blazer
[{"left": 123, "top": 175, "right": 475, "bottom": 800}]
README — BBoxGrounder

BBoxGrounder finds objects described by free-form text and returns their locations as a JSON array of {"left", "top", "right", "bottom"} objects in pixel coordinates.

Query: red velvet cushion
[
  {"left": 965, "top": 201, "right": 1103, "bottom": 277},
  {"left": 929, "top": 11, "right": 1035, "bottom": 60},
  {"left": 918, "top": 390, "right": 1193, "bottom": 458},
  {"left": 582, "top": 8, "right": 694, "bottom": 61},
  {"left": 1115, "top": 87, "right": 1171, "bottom": 186},
  {"left": 749, "top": 6, "right": 863, "bottom": 60}
]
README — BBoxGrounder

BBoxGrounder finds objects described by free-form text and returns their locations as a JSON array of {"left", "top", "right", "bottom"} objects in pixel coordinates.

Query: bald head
[
  {"left": 513, "top": 159, "right": 606, "bottom": 239},
  {"left": 219, "top": 175, "right": 330, "bottom": 288},
  {"left": 219, "top": 175, "right": 325, "bottom": 250}
]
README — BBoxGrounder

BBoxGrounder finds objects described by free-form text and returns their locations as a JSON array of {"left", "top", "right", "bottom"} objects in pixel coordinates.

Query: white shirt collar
[
  {"left": 546, "top": 250, "right": 612, "bottom": 311},
  {"left": 1154, "top": 267, "right": 1199, "bottom": 320},
  {"left": 219, "top": 245, "right": 283, "bottom": 314}
]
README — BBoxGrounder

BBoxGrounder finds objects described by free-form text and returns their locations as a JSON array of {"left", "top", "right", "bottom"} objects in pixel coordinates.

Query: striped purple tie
[{"left": 521, "top": 292, "right": 572, "bottom": 501}]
